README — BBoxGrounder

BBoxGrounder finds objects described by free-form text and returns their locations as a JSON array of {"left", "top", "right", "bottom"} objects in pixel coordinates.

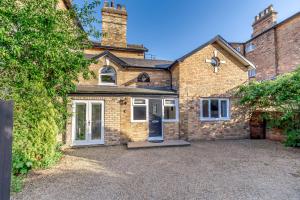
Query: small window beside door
[
  {"left": 200, "top": 98, "right": 230, "bottom": 121},
  {"left": 163, "top": 99, "right": 178, "bottom": 122},
  {"left": 131, "top": 98, "right": 148, "bottom": 122}
]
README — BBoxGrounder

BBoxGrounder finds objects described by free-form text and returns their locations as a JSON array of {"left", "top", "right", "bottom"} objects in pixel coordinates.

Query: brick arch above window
[{"left": 137, "top": 72, "right": 150, "bottom": 83}]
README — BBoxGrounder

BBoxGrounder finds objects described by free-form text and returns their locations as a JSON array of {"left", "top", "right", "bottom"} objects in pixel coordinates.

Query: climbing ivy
[{"left": 237, "top": 67, "right": 300, "bottom": 147}]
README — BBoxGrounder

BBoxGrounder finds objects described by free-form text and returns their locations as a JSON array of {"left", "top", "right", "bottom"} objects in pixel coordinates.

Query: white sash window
[{"left": 200, "top": 98, "right": 230, "bottom": 121}]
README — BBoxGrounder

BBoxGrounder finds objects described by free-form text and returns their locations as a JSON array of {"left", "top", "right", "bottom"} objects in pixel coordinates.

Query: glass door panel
[
  {"left": 91, "top": 103, "right": 102, "bottom": 140},
  {"left": 75, "top": 103, "right": 87, "bottom": 141}
]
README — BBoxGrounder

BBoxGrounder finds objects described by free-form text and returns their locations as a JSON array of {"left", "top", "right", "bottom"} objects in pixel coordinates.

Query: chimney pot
[
  {"left": 104, "top": 0, "right": 109, "bottom": 7},
  {"left": 121, "top": 5, "right": 126, "bottom": 11},
  {"left": 117, "top": 4, "right": 121, "bottom": 10},
  {"left": 269, "top": 5, "right": 274, "bottom": 11},
  {"left": 111, "top": 1, "right": 114, "bottom": 8},
  {"left": 252, "top": 5, "right": 277, "bottom": 37}
]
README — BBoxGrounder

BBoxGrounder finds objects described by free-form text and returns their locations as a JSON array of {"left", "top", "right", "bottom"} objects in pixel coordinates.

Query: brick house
[
  {"left": 64, "top": 1, "right": 257, "bottom": 146},
  {"left": 230, "top": 5, "right": 300, "bottom": 81}
]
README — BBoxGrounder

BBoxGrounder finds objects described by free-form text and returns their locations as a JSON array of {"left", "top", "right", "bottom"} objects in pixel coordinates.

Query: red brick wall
[
  {"left": 245, "top": 29, "right": 277, "bottom": 80},
  {"left": 277, "top": 16, "right": 300, "bottom": 75}
]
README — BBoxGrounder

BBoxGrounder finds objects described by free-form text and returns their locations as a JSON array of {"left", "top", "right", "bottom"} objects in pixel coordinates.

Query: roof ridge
[{"left": 168, "top": 35, "right": 255, "bottom": 70}]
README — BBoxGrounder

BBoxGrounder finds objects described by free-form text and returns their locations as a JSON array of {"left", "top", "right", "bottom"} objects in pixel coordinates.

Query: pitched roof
[
  {"left": 91, "top": 41, "right": 148, "bottom": 53},
  {"left": 86, "top": 51, "right": 172, "bottom": 70},
  {"left": 89, "top": 51, "right": 128, "bottom": 67},
  {"left": 119, "top": 57, "right": 172, "bottom": 69},
  {"left": 168, "top": 35, "right": 256, "bottom": 70},
  {"left": 72, "top": 85, "right": 178, "bottom": 95}
]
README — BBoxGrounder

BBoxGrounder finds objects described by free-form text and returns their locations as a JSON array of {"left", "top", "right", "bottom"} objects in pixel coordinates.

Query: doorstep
[{"left": 127, "top": 140, "right": 191, "bottom": 149}]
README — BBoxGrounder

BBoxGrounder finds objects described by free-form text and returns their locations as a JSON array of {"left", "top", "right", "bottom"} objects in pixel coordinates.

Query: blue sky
[{"left": 74, "top": 0, "right": 300, "bottom": 60}]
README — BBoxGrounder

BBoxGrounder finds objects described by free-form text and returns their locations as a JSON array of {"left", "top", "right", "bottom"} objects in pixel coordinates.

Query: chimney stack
[
  {"left": 101, "top": 1, "right": 127, "bottom": 47},
  {"left": 252, "top": 5, "right": 277, "bottom": 37}
]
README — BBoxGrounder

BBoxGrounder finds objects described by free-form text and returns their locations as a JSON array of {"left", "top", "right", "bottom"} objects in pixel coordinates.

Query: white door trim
[
  {"left": 71, "top": 100, "right": 105, "bottom": 146},
  {"left": 148, "top": 98, "right": 164, "bottom": 141}
]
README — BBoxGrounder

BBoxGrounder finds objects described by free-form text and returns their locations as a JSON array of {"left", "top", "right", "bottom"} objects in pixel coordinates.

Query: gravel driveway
[{"left": 13, "top": 140, "right": 300, "bottom": 200}]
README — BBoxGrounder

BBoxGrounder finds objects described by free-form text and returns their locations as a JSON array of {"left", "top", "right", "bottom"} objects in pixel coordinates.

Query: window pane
[
  {"left": 164, "top": 106, "right": 176, "bottom": 120},
  {"left": 165, "top": 100, "right": 175, "bottom": 105},
  {"left": 101, "top": 75, "right": 115, "bottom": 83},
  {"left": 221, "top": 100, "right": 228, "bottom": 118},
  {"left": 133, "top": 106, "right": 146, "bottom": 120},
  {"left": 91, "top": 104, "right": 102, "bottom": 140},
  {"left": 202, "top": 100, "right": 209, "bottom": 118},
  {"left": 101, "top": 66, "right": 115, "bottom": 74},
  {"left": 137, "top": 73, "right": 150, "bottom": 82},
  {"left": 134, "top": 99, "right": 146, "bottom": 105},
  {"left": 75, "top": 104, "right": 86, "bottom": 141},
  {"left": 211, "top": 100, "right": 219, "bottom": 118}
]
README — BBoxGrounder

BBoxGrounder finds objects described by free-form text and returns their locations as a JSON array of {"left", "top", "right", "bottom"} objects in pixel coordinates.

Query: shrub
[
  {"left": 285, "top": 130, "right": 300, "bottom": 147},
  {"left": 0, "top": 0, "right": 100, "bottom": 192},
  {"left": 12, "top": 86, "right": 62, "bottom": 174},
  {"left": 237, "top": 67, "right": 300, "bottom": 147}
]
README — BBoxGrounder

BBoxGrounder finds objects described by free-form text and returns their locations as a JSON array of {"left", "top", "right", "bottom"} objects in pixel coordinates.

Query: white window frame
[
  {"left": 131, "top": 98, "right": 149, "bottom": 123},
  {"left": 245, "top": 42, "right": 256, "bottom": 53},
  {"left": 99, "top": 66, "right": 117, "bottom": 86},
  {"left": 162, "top": 99, "right": 179, "bottom": 122},
  {"left": 71, "top": 100, "right": 105, "bottom": 146},
  {"left": 248, "top": 69, "right": 256, "bottom": 78},
  {"left": 200, "top": 98, "right": 230, "bottom": 121}
]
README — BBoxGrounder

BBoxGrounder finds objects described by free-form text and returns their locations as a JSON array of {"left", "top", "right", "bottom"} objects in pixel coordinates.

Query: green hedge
[{"left": 12, "top": 86, "right": 62, "bottom": 175}]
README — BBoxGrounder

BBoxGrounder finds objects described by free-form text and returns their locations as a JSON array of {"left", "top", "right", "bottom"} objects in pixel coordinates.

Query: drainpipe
[{"left": 274, "top": 27, "right": 279, "bottom": 76}]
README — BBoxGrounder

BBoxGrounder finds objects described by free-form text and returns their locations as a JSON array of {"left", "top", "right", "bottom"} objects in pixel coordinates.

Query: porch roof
[{"left": 71, "top": 86, "right": 178, "bottom": 96}]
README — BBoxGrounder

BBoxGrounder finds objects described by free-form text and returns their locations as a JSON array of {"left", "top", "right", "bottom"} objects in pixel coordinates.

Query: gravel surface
[{"left": 12, "top": 140, "right": 300, "bottom": 200}]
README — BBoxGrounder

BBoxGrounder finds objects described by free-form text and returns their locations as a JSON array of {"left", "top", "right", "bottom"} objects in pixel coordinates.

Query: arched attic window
[
  {"left": 99, "top": 66, "right": 116, "bottom": 85},
  {"left": 137, "top": 72, "right": 150, "bottom": 83}
]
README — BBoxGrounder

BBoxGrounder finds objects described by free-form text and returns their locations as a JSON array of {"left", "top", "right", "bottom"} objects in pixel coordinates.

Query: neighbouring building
[
  {"left": 230, "top": 5, "right": 300, "bottom": 81},
  {"left": 64, "top": 1, "right": 256, "bottom": 146}
]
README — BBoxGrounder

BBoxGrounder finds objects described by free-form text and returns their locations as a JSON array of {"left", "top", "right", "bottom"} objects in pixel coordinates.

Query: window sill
[
  {"left": 163, "top": 119, "right": 178, "bottom": 123},
  {"left": 98, "top": 83, "right": 117, "bottom": 86},
  {"left": 200, "top": 118, "right": 230, "bottom": 122},
  {"left": 131, "top": 120, "right": 147, "bottom": 123}
]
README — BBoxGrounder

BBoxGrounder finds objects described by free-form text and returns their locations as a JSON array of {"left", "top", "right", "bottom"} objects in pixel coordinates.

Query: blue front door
[{"left": 148, "top": 99, "right": 163, "bottom": 140}]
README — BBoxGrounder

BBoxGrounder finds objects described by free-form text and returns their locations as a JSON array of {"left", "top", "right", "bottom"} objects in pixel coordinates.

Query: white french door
[{"left": 72, "top": 100, "right": 104, "bottom": 146}]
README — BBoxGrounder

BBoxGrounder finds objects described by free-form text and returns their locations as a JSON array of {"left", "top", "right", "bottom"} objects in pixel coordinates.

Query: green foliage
[
  {"left": 12, "top": 85, "right": 62, "bottom": 174},
  {"left": 11, "top": 174, "right": 24, "bottom": 193},
  {"left": 237, "top": 68, "right": 300, "bottom": 147},
  {"left": 0, "top": 0, "right": 101, "bottom": 190},
  {"left": 285, "top": 130, "right": 300, "bottom": 147}
]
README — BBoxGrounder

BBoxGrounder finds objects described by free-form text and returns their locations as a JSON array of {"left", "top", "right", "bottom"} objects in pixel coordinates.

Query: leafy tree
[
  {"left": 0, "top": 0, "right": 101, "bottom": 181},
  {"left": 237, "top": 67, "right": 300, "bottom": 147}
]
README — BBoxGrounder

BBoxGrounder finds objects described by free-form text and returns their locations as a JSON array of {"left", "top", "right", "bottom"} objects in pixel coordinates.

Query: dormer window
[
  {"left": 99, "top": 66, "right": 116, "bottom": 85},
  {"left": 137, "top": 72, "right": 150, "bottom": 83}
]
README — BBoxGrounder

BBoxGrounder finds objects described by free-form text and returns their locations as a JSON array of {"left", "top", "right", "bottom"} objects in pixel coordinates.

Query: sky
[{"left": 73, "top": 0, "right": 300, "bottom": 60}]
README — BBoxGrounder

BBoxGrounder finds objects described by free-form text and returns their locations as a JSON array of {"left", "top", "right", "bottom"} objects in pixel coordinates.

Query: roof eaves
[
  {"left": 91, "top": 51, "right": 129, "bottom": 67},
  {"left": 216, "top": 35, "right": 256, "bottom": 69},
  {"left": 168, "top": 35, "right": 255, "bottom": 70},
  {"left": 91, "top": 42, "right": 149, "bottom": 52}
]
